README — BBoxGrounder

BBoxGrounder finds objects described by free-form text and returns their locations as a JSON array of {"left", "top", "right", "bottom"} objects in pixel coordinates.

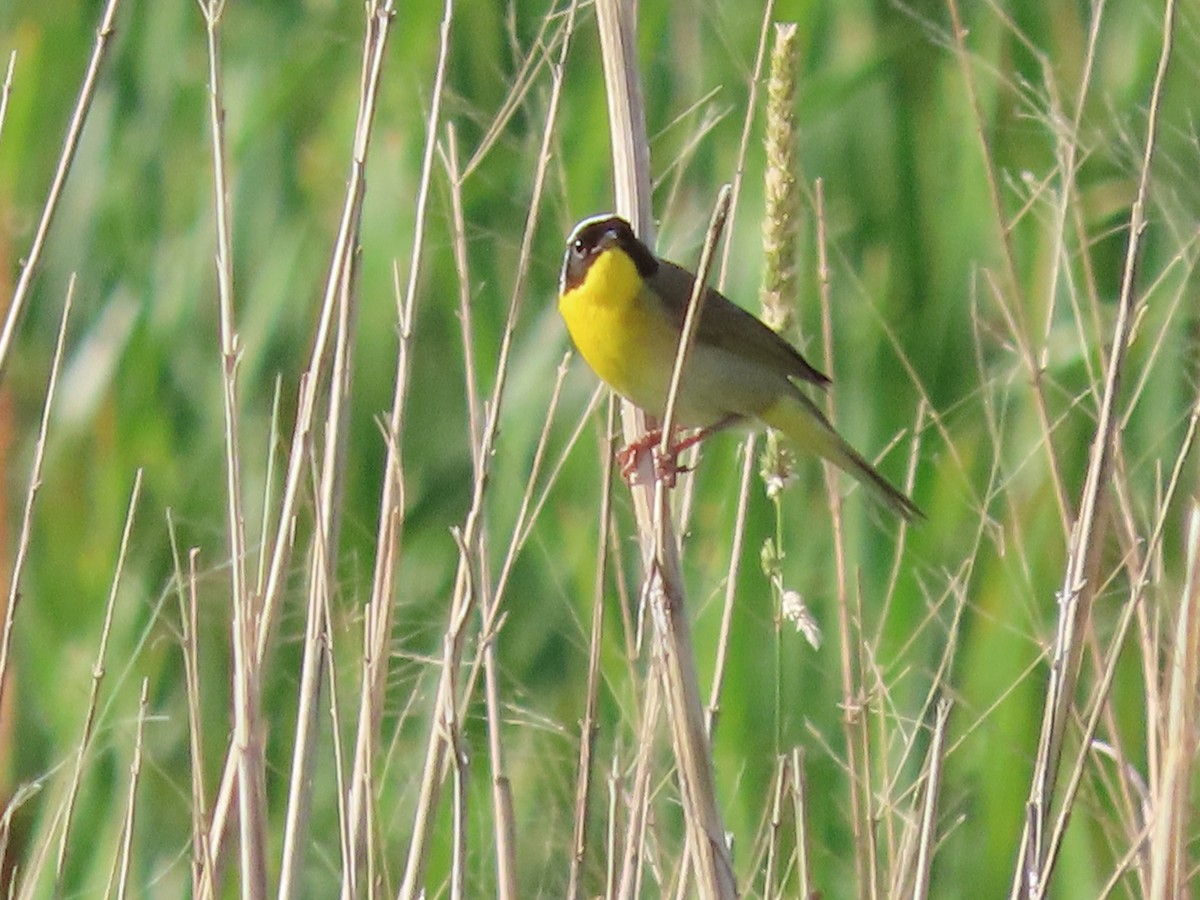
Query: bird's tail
[{"left": 760, "top": 392, "right": 923, "bottom": 523}]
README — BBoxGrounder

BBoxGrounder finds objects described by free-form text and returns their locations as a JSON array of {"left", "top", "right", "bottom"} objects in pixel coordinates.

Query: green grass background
[{"left": 1, "top": 0, "right": 1196, "bottom": 896}]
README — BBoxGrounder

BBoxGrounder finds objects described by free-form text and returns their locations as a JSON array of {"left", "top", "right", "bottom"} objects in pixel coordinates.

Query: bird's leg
[
  {"left": 618, "top": 415, "right": 741, "bottom": 487},
  {"left": 616, "top": 429, "right": 664, "bottom": 482}
]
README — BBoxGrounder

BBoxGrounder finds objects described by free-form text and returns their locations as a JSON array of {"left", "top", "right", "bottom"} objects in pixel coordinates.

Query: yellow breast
[{"left": 558, "top": 248, "right": 676, "bottom": 417}]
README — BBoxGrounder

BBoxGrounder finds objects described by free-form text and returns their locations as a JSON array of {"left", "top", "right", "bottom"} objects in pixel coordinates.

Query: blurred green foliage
[{"left": 0, "top": 0, "right": 1195, "bottom": 896}]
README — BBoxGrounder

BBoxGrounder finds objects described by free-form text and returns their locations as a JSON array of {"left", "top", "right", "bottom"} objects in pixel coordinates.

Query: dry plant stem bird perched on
[{"left": 559, "top": 214, "right": 923, "bottom": 523}]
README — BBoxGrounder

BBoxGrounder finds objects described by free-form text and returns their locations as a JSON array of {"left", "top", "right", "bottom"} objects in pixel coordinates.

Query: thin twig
[
  {"left": 197, "top": 1, "right": 265, "bottom": 892},
  {"left": 0, "top": 276, "right": 75, "bottom": 717},
  {"left": 568, "top": 392, "right": 617, "bottom": 900},
  {"left": 1011, "top": 0, "right": 1178, "bottom": 894},
  {"left": 596, "top": 1, "right": 735, "bottom": 895},
  {"left": 911, "top": 699, "right": 952, "bottom": 900},
  {"left": 54, "top": 470, "right": 143, "bottom": 885},
  {"left": 114, "top": 679, "right": 150, "bottom": 900},
  {"left": 0, "top": 0, "right": 121, "bottom": 382}
]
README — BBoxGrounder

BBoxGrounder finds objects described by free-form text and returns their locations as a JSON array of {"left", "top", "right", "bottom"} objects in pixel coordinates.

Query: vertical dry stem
[
  {"left": 596, "top": 1, "right": 735, "bottom": 897},
  {"left": 1011, "top": 0, "right": 1178, "bottom": 895},
  {"left": 55, "top": 470, "right": 143, "bottom": 885},
  {"left": 0, "top": 278, "right": 75, "bottom": 720},
  {"left": 199, "top": 2, "right": 265, "bottom": 893},
  {"left": 0, "top": 0, "right": 121, "bottom": 382}
]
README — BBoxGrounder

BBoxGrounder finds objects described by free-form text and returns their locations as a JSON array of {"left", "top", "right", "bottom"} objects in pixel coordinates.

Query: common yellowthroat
[{"left": 558, "top": 214, "right": 922, "bottom": 522}]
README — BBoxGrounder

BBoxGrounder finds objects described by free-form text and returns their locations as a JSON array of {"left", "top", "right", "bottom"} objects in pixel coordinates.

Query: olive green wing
[{"left": 648, "top": 259, "right": 830, "bottom": 388}]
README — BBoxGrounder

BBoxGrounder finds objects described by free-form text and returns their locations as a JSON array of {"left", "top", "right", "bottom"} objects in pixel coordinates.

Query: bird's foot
[{"left": 617, "top": 430, "right": 695, "bottom": 488}]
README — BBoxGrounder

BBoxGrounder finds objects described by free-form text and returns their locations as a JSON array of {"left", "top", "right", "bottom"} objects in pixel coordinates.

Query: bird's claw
[{"left": 617, "top": 431, "right": 693, "bottom": 488}]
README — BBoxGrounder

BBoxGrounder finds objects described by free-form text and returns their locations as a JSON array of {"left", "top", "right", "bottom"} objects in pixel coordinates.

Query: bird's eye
[{"left": 573, "top": 239, "right": 585, "bottom": 257}]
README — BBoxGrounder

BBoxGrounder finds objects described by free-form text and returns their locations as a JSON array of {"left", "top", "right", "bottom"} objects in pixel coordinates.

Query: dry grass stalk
[
  {"left": 198, "top": 1, "right": 265, "bottom": 892},
  {"left": 910, "top": 698, "right": 952, "bottom": 900},
  {"left": 0, "top": 0, "right": 121, "bottom": 382},
  {"left": 0, "top": 277, "right": 75, "bottom": 720},
  {"left": 203, "top": 1, "right": 402, "bottom": 878},
  {"left": 397, "top": 6, "right": 574, "bottom": 895},
  {"left": 1148, "top": 502, "right": 1200, "bottom": 897},
  {"left": 812, "top": 176, "right": 875, "bottom": 897},
  {"left": 55, "top": 470, "right": 143, "bottom": 886},
  {"left": 790, "top": 747, "right": 812, "bottom": 898},
  {"left": 111, "top": 678, "right": 149, "bottom": 900},
  {"left": 596, "top": 1, "right": 735, "bottom": 896},
  {"left": 0, "top": 52, "right": 16, "bottom": 146},
  {"left": 568, "top": 400, "right": 617, "bottom": 900},
  {"left": 763, "top": 755, "right": 789, "bottom": 897},
  {"left": 1008, "top": 0, "right": 1180, "bottom": 895},
  {"left": 178, "top": 539, "right": 215, "bottom": 900},
  {"left": 944, "top": 0, "right": 1071, "bottom": 537},
  {"left": 699, "top": 4, "right": 779, "bottom": 741}
]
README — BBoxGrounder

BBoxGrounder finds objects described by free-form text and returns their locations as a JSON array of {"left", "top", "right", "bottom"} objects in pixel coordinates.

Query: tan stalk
[
  {"left": 113, "top": 679, "right": 149, "bottom": 900},
  {"left": 813, "top": 176, "right": 876, "bottom": 897},
  {"left": 397, "top": 8, "right": 575, "bottom": 895},
  {"left": 197, "top": 2, "right": 265, "bottom": 893},
  {"left": 910, "top": 699, "right": 952, "bottom": 900},
  {"left": 617, "top": 673, "right": 662, "bottom": 899},
  {"left": 606, "top": 764, "right": 621, "bottom": 900},
  {"left": 1010, "top": 0, "right": 1178, "bottom": 894},
  {"left": 0, "top": 0, "right": 121, "bottom": 382},
  {"left": 200, "top": 0, "right": 398, "bottom": 875},
  {"left": 763, "top": 756, "right": 789, "bottom": 898},
  {"left": 677, "top": 0, "right": 776, "bottom": 538},
  {"left": 945, "top": 0, "right": 1071, "bottom": 536},
  {"left": 1147, "top": 503, "right": 1200, "bottom": 898},
  {"left": 54, "top": 471, "right": 143, "bottom": 885},
  {"left": 790, "top": 747, "right": 812, "bottom": 898},
  {"left": 568, "top": 398, "right": 617, "bottom": 900},
  {"left": 450, "top": 738, "right": 468, "bottom": 900},
  {"left": 475, "top": 18, "right": 577, "bottom": 895},
  {"left": 704, "top": 439, "right": 756, "bottom": 740},
  {"left": 596, "top": 1, "right": 735, "bottom": 896},
  {"left": 0, "top": 278, "right": 75, "bottom": 720},
  {"left": 0, "top": 52, "right": 15, "bottom": 148}
]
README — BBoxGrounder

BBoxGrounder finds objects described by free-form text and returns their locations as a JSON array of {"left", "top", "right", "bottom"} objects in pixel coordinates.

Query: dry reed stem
[
  {"left": 113, "top": 678, "right": 149, "bottom": 900},
  {"left": 475, "top": 17, "right": 578, "bottom": 885},
  {"left": 789, "top": 747, "right": 812, "bottom": 898},
  {"left": 617, "top": 672, "right": 662, "bottom": 899},
  {"left": 198, "top": 1, "right": 266, "bottom": 892},
  {"left": 700, "top": 10, "right": 792, "bottom": 748},
  {"left": 704, "top": 438, "right": 756, "bottom": 739},
  {"left": 0, "top": 52, "right": 16, "bottom": 149},
  {"left": 179, "top": 540, "right": 215, "bottom": 900},
  {"left": 813, "top": 177, "right": 876, "bottom": 898},
  {"left": 1011, "top": 0, "right": 1179, "bottom": 895},
  {"left": 945, "top": 0, "right": 1071, "bottom": 537},
  {"left": 0, "top": 277, "right": 74, "bottom": 721},
  {"left": 280, "top": 445, "right": 343, "bottom": 899},
  {"left": 54, "top": 470, "right": 143, "bottom": 886},
  {"left": 0, "top": 0, "right": 120, "bottom": 383},
  {"left": 910, "top": 698, "right": 952, "bottom": 900},
  {"left": 1148, "top": 502, "right": 1200, "bottom": 897},
  {"left": 596, "top": 1, "right": 736, "bottom": 896},
  {"left": 254, "top": 377, "right": 284, "bottom": 600},
  {"left": 763, "top": 755, "right": 789, "bottom": 897},
  {"left": 397, "top": 9, "right": 573, "bottom": 895},
  {"left": 204, "top": 0, "right": 400, "bottom": 873},
  {"left": 450, "top": 739, "right": 468, "bottom": 900},
  {"left": 568, "top": 400, "right": 617, "bottom": 900},
  {"left": 441, "top": 127, "right": 482, "bottom": 454},
  {"left": 0, "top": 783, "right": 39, "bottom": 887},
  {"left": 677, "top": 0, "right": 775, "bottom": 540}
]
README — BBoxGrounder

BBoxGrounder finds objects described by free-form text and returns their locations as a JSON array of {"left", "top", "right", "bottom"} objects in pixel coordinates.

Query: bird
[{"left": 557, "top": 213, "right": 922, "bottom": 523}]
